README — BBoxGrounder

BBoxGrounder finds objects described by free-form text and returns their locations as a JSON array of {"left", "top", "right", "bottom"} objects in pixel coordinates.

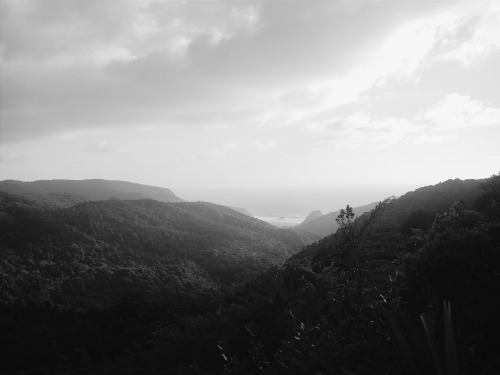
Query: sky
[{"left": 1, "top": 0, "right": 499, "bottom": 193}]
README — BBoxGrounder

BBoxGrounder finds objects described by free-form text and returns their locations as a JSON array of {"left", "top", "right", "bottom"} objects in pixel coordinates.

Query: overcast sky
[{"left": 1, "top": 0, "right": 499, "bottom": 190}]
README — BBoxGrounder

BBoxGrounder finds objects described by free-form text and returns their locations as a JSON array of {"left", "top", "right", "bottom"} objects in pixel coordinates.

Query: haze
[
  {"left": 176, "top": 185, "right": 417, "bottom": 216},
  {"left": 1, "top": 0, "right": 499, "bottom": 192}
]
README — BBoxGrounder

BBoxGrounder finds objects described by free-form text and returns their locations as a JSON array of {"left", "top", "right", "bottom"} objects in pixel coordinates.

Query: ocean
[{"left": 175, "top": 185, "right": 420, "bottom": 221}]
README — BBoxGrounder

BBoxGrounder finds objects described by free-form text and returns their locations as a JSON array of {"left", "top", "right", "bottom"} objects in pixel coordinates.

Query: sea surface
[
  {"left": 254, "top": 215, "right": 307, "bottom": 227},
  {"left": 175, "top": 185, "right": 420, "bottom": 220}
]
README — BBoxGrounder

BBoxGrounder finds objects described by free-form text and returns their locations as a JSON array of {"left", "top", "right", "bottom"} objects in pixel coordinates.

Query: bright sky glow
[{"left": 1, "top": 0, "right": 499, "bottom": 190}]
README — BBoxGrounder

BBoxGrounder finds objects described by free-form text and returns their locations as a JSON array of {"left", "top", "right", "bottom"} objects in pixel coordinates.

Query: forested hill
[
  {"left": 126, "top": 174, "right": 497, "bottom": 374},
  {"left": 0, "top": 192, "right": 318, "bottom": 309},
  {"left": 0, "top": 179, "right": 184, "bottom": 203},
  {"left": 295, "top": 178, "right": 483, "bottom": 238},
  {"left": 290, "top": 178, "right": 486, "bottom": 271},
  {"left": 225, "top": 174, "right": 498, "bottom": 374},
  {"left": 295, "top": 202, "right": 377, "bottom": 237},
  {"left": 2, "top": 175, "right": 498, "bottom": 374},
  {"left": 392, "top": 178, "right": 483, "bottom": 231}
]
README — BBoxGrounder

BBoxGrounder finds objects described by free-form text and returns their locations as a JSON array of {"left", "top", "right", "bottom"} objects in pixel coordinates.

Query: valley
[
  {"left": 1, "top": 175, "right": 499, "bottom": 374},
  {"left": 2, "top": 2, "right": 498, "bottom": 373}
]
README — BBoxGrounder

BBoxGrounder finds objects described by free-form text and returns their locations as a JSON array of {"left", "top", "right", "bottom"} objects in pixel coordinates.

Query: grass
[
  {"left": 392, "top": 300, "right": 460, "bottom": 375},
  {"left": 420, "top": 301, "right": 459, "bottom": 375}
]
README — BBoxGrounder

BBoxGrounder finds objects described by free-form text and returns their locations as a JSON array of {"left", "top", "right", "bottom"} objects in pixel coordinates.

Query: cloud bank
[{"left": 1, "top": 0, "right": 499, "bottom": 187}]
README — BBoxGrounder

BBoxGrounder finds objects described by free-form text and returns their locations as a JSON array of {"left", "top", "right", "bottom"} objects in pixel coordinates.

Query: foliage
[
  {"left": 0, "top": 193, "right": 317, "bottom": 309},
  {"left": 1, "top": 176, "right": 500, "bottom": 374}
]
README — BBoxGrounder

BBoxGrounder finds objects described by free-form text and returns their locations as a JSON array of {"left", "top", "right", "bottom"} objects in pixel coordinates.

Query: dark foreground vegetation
[{"left": 1, "top": 175, "right": 499, "bottom": 374}]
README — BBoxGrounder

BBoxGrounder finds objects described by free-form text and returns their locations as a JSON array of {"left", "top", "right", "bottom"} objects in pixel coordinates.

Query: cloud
[
  {"left": 214, "top": 140, "right": 241, "bottom": 158},
  {"left": 421, "top": 93, "right": 500, "bottom": 129},
  {"left": 0, "top": 1, "right": 270, "bottom": 143},
  {"left": 0, "top": 0, "right": 145, "bottom": 63},
  {"left": 0, "top": 152, "right": 20, "bottom": 163},
  {"left": 328, "top": 114, "right": 421, "bottom": 149},
  {"left": 413, "top": 134, "right": 455, "bottom": 145},
  {"left": 230, "top": 5, "right": 260, "bottom": 32},
  {"left": 435, "top": 2, "right": 500, "bottom": 66},
  {"left": 309, "top": 93, "right": 499, "bottom": 149},
  {"left": 84, "top": 140, "right": 121, "bottom": 154},
  {"left": 262, "top": 2, "right": 500, "bottom": 130},
  {"left": 253, "top": 140, "right": 276, "bottom": 152},
  {"left": 359, "top": 1, "right": 500, "bottom": 86},
  {"left": 1, "top": 0, "right": 499, "bottom": 147}
]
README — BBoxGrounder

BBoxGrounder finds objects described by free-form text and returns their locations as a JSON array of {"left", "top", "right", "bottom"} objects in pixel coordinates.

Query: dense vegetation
[
  {"left": 1, "top": 176, "right": 499, "bottom": 374},
  {"left": 295, "top": 178, "right": 482, "bottom": 238},
  {"left": 295, "top": 202, "right": 378, "bottom": 237},
  {"left": 0, "top": 194, "right": 316, "bottom": 310}
]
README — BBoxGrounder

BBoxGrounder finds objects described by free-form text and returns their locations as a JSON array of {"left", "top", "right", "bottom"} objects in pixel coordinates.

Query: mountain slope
[
  {"left": 1, "top": 175, "right": 499, "bottom": 374},
  {"left": 199, "top": 175, "right": 499, "bottom": 375},
  {"left": 392, "top": 178, "right": 482, "bottom": 220},
  {"left": 0, "top": 192, "right": 318, "bottom": 309},
  {"left": 295, "top": 179, "right": 483, "bottom": 238},
  {"left": 302, "top": 210, "right": 322, "bottom": 224},
  {"left": 0, "top": 179, "right": 183, "bottom": 203},
  {"left": 229, "top": 206, "right": 253, "bottom": 217},
  {"left": 295, "top": 202, "right": 377, "bottom": 237}
]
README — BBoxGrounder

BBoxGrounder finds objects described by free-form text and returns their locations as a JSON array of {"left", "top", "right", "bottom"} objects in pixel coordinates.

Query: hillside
[
  {"left": 0, "top": 179, "right": 184, "bottom": 203},
  {"left": 1, "top": 175, "right": 499, "bottom": 374},
  {"left": 392, "top": 178, "right": 483, "bottom": 230},
  {"left": 295, "top": 202, "right": 377, "bottom": 237},
  {"left": 148, "top": 174, "right": 496, "bottom": 375},
  {"left": 0, "top": 192, "right": 317, "bottom": 309},
  {"left": 295, "top": 178, "right": 484, "bottom": 238},
  {"left": 302, "top": 209, "right": 323, "bottom": 224},
  {"left": 228, "top": 206, "right": 253, "bottom": 217}
]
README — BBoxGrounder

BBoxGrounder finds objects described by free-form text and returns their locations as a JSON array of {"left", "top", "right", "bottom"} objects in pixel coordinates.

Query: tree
[
  {"left": 334, "top": 205, "right": 357, "bottom": 260},
  {"left": 335, "top": 205, "right": 355, "bottom": 231}
]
